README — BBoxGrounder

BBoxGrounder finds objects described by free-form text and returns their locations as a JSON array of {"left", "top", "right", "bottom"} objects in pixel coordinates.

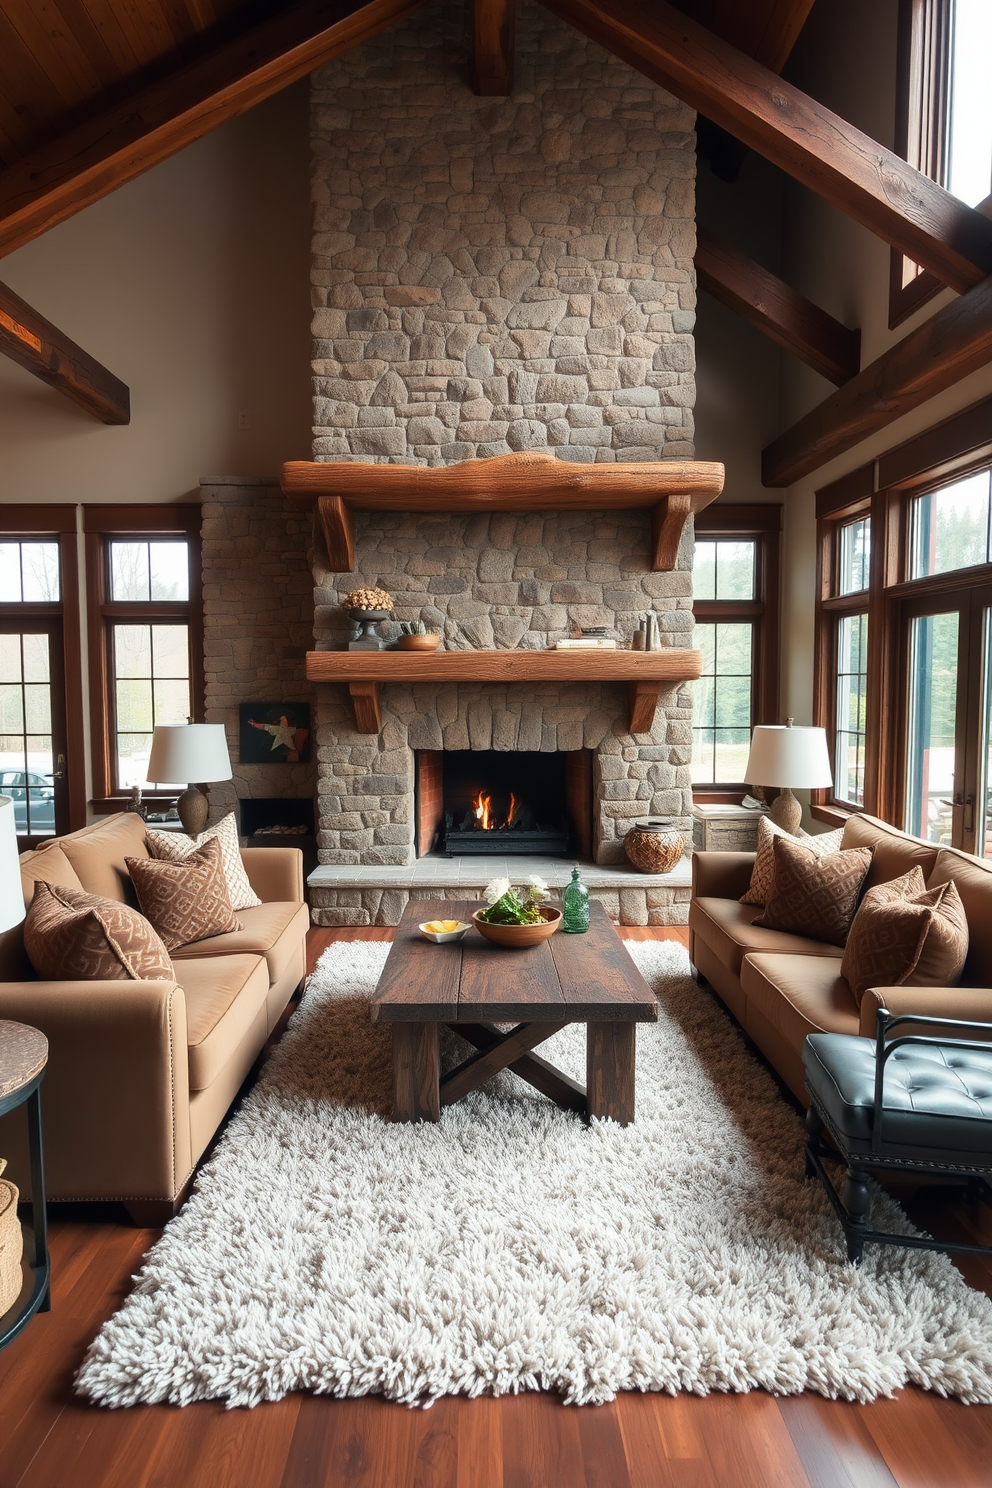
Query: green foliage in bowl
[{"left": 477, "top": 875, "right": 551, "bottom": 926}]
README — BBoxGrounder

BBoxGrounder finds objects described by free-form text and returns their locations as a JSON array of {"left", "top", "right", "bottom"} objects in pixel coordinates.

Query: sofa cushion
[
  {"left": 841, "top": 869, "right": 968, "bottom": 1004},
  {"left": 174, "top": 953, "right": 270, "bottom": 1091},
  {"left": 841, "top": 812, "right": 940, "bottom": 892},
  {"left": 171, "top": 900, "right": 310, "bottom": 986},
  {"left": 23, "top": 881, "right": 174, "bottom": 982},
  {"left": 741, "top": 953, "right": 860, "bottom": 1052},
  {"left": 927, "top": 849, "right": 992, "bottom": 986},
  {"left": 754, "top": 837, "right": 872, "bottom": 948},
  {"left": 19, "top": 842, "right": 84, "bottom": 908},
  {"left": 146, "top": 812, "right": 262, "bottom": 911},
  {"left": 126, "top": 837, "right": 241, "bottom": 952},
  {"left": 59, "top": 812, "right": 150, "bottom": 905},
  {"left": 689, "top": 896, "right": 839, "bottom": 977},
  {"left": 740, "top": 816, "right": 843, "bottom": 907}
]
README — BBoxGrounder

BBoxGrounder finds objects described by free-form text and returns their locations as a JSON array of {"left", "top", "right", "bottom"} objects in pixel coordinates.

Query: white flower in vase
[
  {"left": 484, "top": 876, "right": 511, "bottom": 906},
  {"left": 527, "top": 874, "right": 550, "bottom": 901}
]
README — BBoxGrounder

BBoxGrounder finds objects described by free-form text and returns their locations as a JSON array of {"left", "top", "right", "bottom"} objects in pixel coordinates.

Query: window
[
  {"left": 0, "top": 511, "right": 85, "bottom": 839},
  {"left": 891, "top": 0, "right": 992, "bottom": 324},
  {"left": 814, "top": 391, "right": 992, "bottom": 853},
  {"left": 85, "top": 508, "right": 202, "bottom": 808},
  {"left": 691, "top": 509, "right": 780, "bottom": 795}
]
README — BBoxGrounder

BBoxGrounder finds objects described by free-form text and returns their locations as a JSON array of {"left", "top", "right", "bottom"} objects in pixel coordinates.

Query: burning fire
[{"left": 471, "top": 789, "right": 520, "bottom": 831}]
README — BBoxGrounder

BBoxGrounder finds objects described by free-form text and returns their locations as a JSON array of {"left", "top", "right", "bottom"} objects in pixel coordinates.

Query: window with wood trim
[
  {"left": 891, "top": 0, "right": 992, "bottom": 326},
  {"left": 814, "top": 391, "right": 992, "bottom": 849},
  {"left": 85, "top": 507, "right": 203, "bottom": 810},
  {"left": 691, "top": 506, "right": 781, "bottom": 798},
  {"left": 0, "top": 507, "right": 86, "bottom": 839}
]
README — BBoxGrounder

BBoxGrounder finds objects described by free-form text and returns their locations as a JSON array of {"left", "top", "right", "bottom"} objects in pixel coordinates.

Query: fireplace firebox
[{"left": 415, "top": 750, "right": 593, "bottom": 858}]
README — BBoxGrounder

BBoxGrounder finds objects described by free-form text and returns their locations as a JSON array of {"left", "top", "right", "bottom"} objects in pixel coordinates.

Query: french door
[
  {"left": 0, "top": 620, "right": 71, "bottom": 844},
  {"left": 900, "top": 584, "right": 992, "bottom": 856}
]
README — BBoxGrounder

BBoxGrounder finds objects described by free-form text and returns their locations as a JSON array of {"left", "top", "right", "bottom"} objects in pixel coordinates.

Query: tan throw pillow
[
  {"left": 740, "top": 816, "right": 844, "bottom": 908},
  {"left": 841, "top": 869, "right": 969, "bottom": 1005},
  {"left": 23, "top": 881, "right": 173, "bottom": 981},
  {"left": 145, "top": 812, "right": 262, "bottom": 911},
  {"left": 754, "top": 836, "right": 873, "bottom": 947},
  {"left": 126, "top": 837, "right": 241, "bottom": 952}
]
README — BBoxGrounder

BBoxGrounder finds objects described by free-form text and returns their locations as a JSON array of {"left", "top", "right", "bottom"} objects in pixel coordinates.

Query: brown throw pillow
[
  {"left": 740, "top": 816, "right": 844, "bottom": 907},
  {"left": 841, "top": 868, "right": 969, "bottom": 1005},
  {"left": 23, "top": 881, "right": 173, "bottom": 981},
  {"left": 754, "top": 835, "right": 873, "bottom": 947},
  {"left": 126, "top": 836, "right": 241, "bottom": 952}
]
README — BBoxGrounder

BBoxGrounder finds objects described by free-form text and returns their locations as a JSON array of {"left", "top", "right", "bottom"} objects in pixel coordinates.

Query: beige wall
[{"left": 0, "top": 83, "right": 312, "bottom": 505}]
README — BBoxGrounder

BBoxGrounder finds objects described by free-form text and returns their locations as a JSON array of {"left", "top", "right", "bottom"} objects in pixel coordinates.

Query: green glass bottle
[{"left": 562, "top": 866, "right": 590, "bottom": 933}]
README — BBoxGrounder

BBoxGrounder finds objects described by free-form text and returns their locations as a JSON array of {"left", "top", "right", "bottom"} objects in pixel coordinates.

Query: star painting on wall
[{"left": 239, "top": 703, "right": 312, "bottom": 764}]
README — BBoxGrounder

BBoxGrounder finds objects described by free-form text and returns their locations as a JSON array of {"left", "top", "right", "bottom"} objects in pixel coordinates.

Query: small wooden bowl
[
  {"left": 471, "top": 905, "right": 562, "bottom": 948},
  {"left": 397, "top": 633, "right": 441, "bottom": 652}
]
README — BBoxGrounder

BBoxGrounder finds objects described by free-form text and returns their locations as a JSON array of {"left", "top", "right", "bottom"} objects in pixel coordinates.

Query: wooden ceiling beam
[
  {"left": 472, "top": 0, "right": 515, "bottom": 95},
  {"left": 0, "top": 278, "right": 129, "bottom": 424},
  {"left": 695, "top": 226, "right": 860, "bottom": 385},
  {"left": 0, "top": 0, "right": 427, "bottom": 260},
  {"left": 761, "top": 272, "right": 992, "bottom": 487},
  {"left": 538, "top": 0, "right": 992, "bottom": 293}
]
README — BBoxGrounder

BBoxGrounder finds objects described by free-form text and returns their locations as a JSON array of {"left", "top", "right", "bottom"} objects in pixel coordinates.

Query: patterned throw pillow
[
  {"left": 145, "top": 812, "right": 261, "bottom": 911},
  {"left": 754, "top": 836, "right": 873, "bottom": 947},
  {"left": 23, "top": 881, "right": 173, "bottom": 981},
  {"left": 841, "top": 868, "right": 969, "bottom": 1005},
  {"left": 126, "top": 837, "right": 241, "bottom": 952},
  {"left": 740, "top": 816, "right": 844, "bottom": 908}
]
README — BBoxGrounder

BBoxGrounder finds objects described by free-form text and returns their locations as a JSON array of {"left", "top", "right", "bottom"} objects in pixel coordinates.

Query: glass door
[
  {"left": 904, "top": 608, "right": 962, "bottom": 845},
  {"left": 0, "top": 622, "right": 69, "bottom": 843}
]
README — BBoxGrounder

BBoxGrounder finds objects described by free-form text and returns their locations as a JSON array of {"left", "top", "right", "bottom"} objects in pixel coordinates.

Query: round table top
[{"left": 0, "top": 1020, "right": 48, "bottom": 1101}]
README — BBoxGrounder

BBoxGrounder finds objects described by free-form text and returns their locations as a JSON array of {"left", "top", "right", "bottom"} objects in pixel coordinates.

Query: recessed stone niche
[{"left": 306, "top": 0, "right": 698, "bottom": 925}]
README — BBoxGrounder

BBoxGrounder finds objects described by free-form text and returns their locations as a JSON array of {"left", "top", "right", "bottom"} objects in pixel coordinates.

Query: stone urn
[{"left": 624, "top": 818, "right": 686, "bottom": 874}]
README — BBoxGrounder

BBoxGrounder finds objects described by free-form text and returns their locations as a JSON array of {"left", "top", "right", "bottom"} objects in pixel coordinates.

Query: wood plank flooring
[{"left": 1, "top": 924, "right": 990, "bottom": 1488}]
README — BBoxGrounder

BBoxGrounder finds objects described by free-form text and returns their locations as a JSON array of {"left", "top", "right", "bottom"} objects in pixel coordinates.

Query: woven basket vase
[
  {"left": 0, "top": 1158, "right": 22, "bottom": 1315},
  {"left": 624, "top": 819, "right": 687, "bottom": 874}
]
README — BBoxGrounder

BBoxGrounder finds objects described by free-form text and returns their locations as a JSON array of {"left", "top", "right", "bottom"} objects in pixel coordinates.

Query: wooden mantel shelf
[
  {"left": 306, "top": 647, "right": 703, "bottom": 734},
  {"left": 281, "top": 452, "right": 724, "bottom": 572}
]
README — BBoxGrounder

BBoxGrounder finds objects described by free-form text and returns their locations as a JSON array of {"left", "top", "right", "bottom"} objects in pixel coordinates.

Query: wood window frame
[
  {"left": 0, "top": 505, "right": 86, "bottom": 835},
  {"left": 84, "top": 505, "right": 203, "bottom": 813},
  {"left": 692, "top": 504, "right": 781, "bottom": 804},
  {"left": 813, "top": 391, "right": 992, "bottom": 828},
  {"left": 890, "top": 0, "right": 992, "bottom": 327}
]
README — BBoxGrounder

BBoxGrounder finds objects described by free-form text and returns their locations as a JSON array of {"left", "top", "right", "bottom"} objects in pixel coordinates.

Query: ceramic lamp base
[
  {"left": 769, "top": 786, "right": 803, "bottom": 836},
  {"left": 176, "top": 785, "right": 209, "bottom": 838}
]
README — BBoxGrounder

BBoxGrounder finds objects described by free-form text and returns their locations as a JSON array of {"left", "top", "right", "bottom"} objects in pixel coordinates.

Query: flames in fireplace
[{"left": 472, "top": 789, "right": 520, "bottom": 831}]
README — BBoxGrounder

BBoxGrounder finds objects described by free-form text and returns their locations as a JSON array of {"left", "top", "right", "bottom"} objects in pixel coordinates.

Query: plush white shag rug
[{"left": 76, "top": 940, "right": 992, "bottom": 1409}]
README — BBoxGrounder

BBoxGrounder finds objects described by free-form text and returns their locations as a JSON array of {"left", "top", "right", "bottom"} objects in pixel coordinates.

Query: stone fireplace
[{"left": 304, "top": 0, "right": 702, "bottom": 927}]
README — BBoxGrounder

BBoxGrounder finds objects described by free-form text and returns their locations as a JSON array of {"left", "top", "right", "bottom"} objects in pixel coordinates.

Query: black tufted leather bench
[{"left": 803, "top": 1009, "right": 992, "bottom": 1263}]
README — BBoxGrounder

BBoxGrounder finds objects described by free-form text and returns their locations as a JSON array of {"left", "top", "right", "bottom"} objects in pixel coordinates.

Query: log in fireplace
[{"left": 415, "top": 750, "right": 593, "bottom": 859}]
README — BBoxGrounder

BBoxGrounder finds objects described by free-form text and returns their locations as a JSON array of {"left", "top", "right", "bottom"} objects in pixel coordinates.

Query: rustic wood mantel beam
[
  {"left": 695, "top": 227, "right": 861, "bottom": 386},
  {"left": 283, "top": 452, "right": 725, "bottom": 572},
  {"left": 761, "top": 272, "right": 992, "bottom": 487},
  {"left": 0, "top": 0, "right": 427, "bottom": 260},
  {"left": 0, "top": 279, "right": 129, "bottom": 424},
  {"left": 538, "top": 0, "right": 992, "bottom": 293},
  {"left": 472, "top": 0, "right": 515, "bottom": 95}
]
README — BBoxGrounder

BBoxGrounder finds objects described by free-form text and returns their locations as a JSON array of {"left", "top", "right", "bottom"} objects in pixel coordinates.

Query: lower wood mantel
[{"left": 306, "top": 648, "right": 702, "bottom": 734}]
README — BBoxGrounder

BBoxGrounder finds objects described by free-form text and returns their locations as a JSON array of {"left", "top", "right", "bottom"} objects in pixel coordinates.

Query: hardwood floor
[{"left": 1, "top": 924, "right": 990, "bottom": 1488}]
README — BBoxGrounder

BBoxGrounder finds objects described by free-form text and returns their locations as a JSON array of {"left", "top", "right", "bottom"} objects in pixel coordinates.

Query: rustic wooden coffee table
[{"left": 371, "top": 899, "right": 658, "bottom": 1125}]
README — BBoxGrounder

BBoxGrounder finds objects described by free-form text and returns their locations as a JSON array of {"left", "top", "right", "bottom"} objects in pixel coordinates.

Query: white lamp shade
[
  {"left": 0, "top": 796, "right": 25, "bottom": 934},
  {"left": 146, "top": 724, "right": 232, "bottom": 786},
  {"left": 744, "top": 724, "right": 833, "bottom": 790}
]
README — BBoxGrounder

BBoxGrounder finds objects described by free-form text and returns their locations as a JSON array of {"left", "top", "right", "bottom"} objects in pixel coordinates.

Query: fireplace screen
[{"left": 416, "top": 750, "right": 592, "bottom": 858}]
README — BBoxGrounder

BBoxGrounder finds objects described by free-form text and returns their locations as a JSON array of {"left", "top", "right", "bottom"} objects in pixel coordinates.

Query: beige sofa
[
  {"left": 690, "top": 813, "right": 992, "bottom": 1104},
  {"left": 0, "top": 812, "right": 309, "bottom": 1223}
]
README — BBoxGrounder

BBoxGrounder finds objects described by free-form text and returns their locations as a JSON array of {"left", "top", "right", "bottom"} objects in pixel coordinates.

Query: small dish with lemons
[{"left": 419, "top": 918, "right": 471, "bottom": 944}]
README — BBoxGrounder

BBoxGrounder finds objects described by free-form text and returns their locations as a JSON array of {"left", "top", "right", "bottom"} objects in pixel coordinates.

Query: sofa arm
[
  {"left": 0, "top": 979, "right": 192, "bottom": 1203},
  {"left": 240, "top": 846, "right": 304, "bottom": 903},
  {"left": 858, "top": 986, "right": 992, "bottom": 1039},
  {"left": 692, "top": 850, "right": 756, "bottom": 902}
]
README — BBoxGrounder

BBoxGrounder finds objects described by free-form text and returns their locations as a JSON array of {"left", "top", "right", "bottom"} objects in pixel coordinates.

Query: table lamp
[
  {"left": 0, "top": 795, "right": 25, "bottom": 934},
  {"left": 146, "top": 724, "right": 232, "bottom": 838},
  {"left": 744, "top": 719, "right": 833, "bottom": 836}
]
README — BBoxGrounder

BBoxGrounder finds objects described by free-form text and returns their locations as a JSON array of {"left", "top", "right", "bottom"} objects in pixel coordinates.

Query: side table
[{"left": 0, "top": 1020, "right": 50, "bottom": 1350}]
